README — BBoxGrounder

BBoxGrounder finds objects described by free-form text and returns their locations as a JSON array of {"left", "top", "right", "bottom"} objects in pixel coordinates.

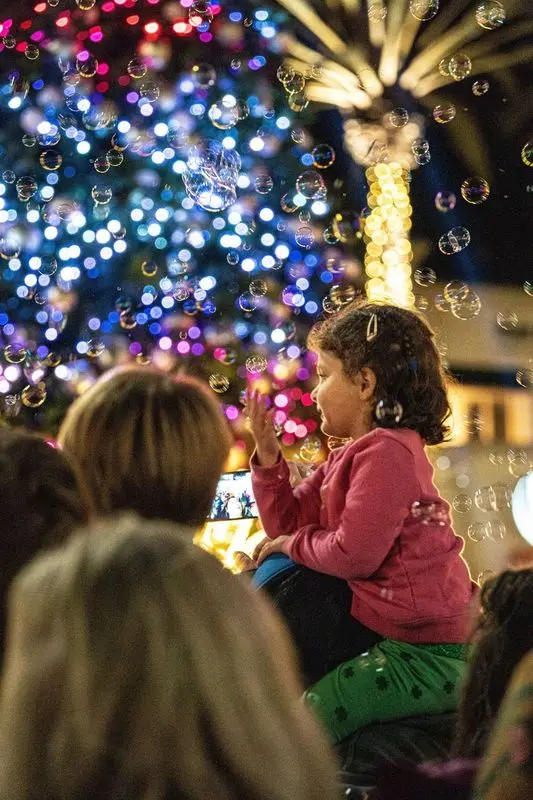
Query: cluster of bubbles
[
  {"left": 439, "top": 53, "right": 472, "bottom": 82},
  {"left": 275, "top": 63, "right": 319, "bottom": 113},
  {"left": 475, "top": 1, "right": 506, "bottom": 30}
]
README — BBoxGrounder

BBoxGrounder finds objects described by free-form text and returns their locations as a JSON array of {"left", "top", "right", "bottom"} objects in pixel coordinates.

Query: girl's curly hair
[
  {"left": 307, "top": 301, "right": 451, "bottom": 445},
  {"left": 453, "top": 569, "right": 533, "bottom": 759}
]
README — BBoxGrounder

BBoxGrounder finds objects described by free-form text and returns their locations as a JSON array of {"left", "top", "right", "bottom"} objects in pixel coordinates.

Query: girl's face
[{"left": 311, "top": 350, "right": 376, "bottom": 440}]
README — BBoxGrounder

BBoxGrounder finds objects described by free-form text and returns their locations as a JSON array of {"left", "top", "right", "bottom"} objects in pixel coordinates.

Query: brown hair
[
  {"left": 0, "top": 516, "right": 339, "bottom": 800},
  {"left": 58, "top": 367, "right": 232, "bottom": 526},
  {"left": 308, "top": 301, "right": 451, "bottom": 445},
  {"left": 0, "top": 428, "right": 90, "bottom": 657},
  {"left": 453, "top": 569, "right": 533, "bottom": 759}
]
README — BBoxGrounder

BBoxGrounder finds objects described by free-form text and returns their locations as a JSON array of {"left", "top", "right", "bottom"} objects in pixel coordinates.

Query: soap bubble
[
  {"left": 414, "top": 267, "right": 437, "bottom": 287},
  {"left": 2, "top": 170, "right": 15, "bottom": 184},
  {"left": 4, "top": 345, "right": 28, "bottom": 363},
  {"left": 411, "top": 137, "right": 430, "bottom": 156},
  {"left": 368, "top": 2, "right": 387, "bottom": 21},
  {"left": 291, "top": 127, "right": 306, "bottom": 145},
  {"left": 86, "top": 339, "right": 105, "bottom": 358},
  {"left": 249, "top": 279, "right": 267, "bottom": 297},
  {"left": 284, "top": 72, "right": 306, "bottom": 95},
  {"left": 22, "top": 134, "right": 36, "bottom": 148},
  {"left": 191, "top": 63, "right": 217, "bottom": 88},
  {"left": 521, "top": 141, "right": 533, "bottom": 167},
  {"left": 490, "top": 482, "right": 512, "bottom": 510},
  {"left": 452, "top": 494, "right": 472, "bottom": 513},
  {"left": 2, "top": 35, "right": 16, "bottom": 49},
  {"left": 141, "top": 261, "right": 158, "bottom": 278},
  {"left": 238, "top": 292, "right": 260, "bottom": 312},
  {"left": 277, "top": 65, "right": 294, "bottom": 85},
  {"left": 472, "top": 79, "right": 490, "bottom": 95},
  {"left": 189, "top": 1, "right": 213, "bottom": 27},
  {"left": 16, "top": 176, "right": 38, "bottom": 200},
  {"left": 435, "top": 190, "right": 456, "bottom": 212},
  {"left": 246, "top": 355, "right": 267, "bottom": 374},
  {"left": 375, "top": 399, "right": 403, "bottom": 425},
  {"left": 409, "top": 0, "right": 439, "bottom": 20},
  {"left": 438, "top": 226, "right": 471, "bottom": 255},
  {"left": 76, "top": 53, "right": 98, "bottom": 78},
  {"left": 127, "top": 57, "right": 147, "bottom": 79},
  {"left": 0, "top": 236, "right": 21, "bottom": 260},
  {"left": 139, "top": 82, "right": 160, "bottom": 103},
  {"left": 24, "top": 44, "right": 40, "bottom": 61},
  {"left": 208, "top": 100, "right": 239, "bottom": 130},
  {"left": 444, "top": 280, "right": 470, "bottom": 303},
  {"left": 508, "top": 450, "right": 532, "bottom": 478},
  {"left": 439, "top": 57, "right": 451, "bottom": 76},
  {"left": 414, "top": 296, "right": 430, "bottom": 312},
  {"left": 39, "top": 257, "right": 58, "bottom": 276},
  {"left": 299, "top": 436, "right": 323, "bottom": 463},
  {"left": 76, "top": 0, "right": 97, "bottom": 8},
  {"left": 119, "top": 311, "right": 137, "bottom": 329},
  {"left": 312, "top": 144, "right": 336, "bottom": 168},
  {"left": 254, "top": 174, "right": 273, "bottom": 194},
  {"left": 183, "top": 140, "right": 240, "bottom": 212},
  {"left": 496, "top": 310, "right": 519, "bottom": 330},
  {"left": 93, "top": 156, "right": 110, "bottom": 174},
  {"left": 468, "top": 522, "right": 489, "bottom": 543},
  {"left": 475, "top": 1, "right": 506, "bottom": 29},
  {"left": 450, "top": 290, "right": 482, "bottom": 320},
  {"left": 21, "top": 383, "right": 47, "bottom": 408},
  {"left": 388, "top": 107, "right": 410, "bottom": 128},
  {"left": 282, "top": 285, "right": 305, "bottom": 308},
  {"left": 461, "top": 176, "right": 490, "bottom": 204},
  {"left": 295, "top": 226, "right": 315, "bottom": 249},
  {"left": 516, "top": 367, "right": 533, "bottom": 388},
  {"left": 329, "top": 285, "right": 356, "bottom": 308},
  {"left": 414, "top": 151, "right": 431, "bottom": 165},
  {"left": 209, "top": 373, "right": 230, "bottom": 393},
  {"left": 449, "top": 53, "right": 472, "bottom": 81},
  {"left": 39, "top": 151, "right": 63, "bottom": 171},
  {"left": 474, "top": 486, "right": 495, "bottom": 512},
  {"left": 295, "top": 170, "right": 325, "bottom": 200},
  {"left": 487, "top": 520, "right": 506, "bottom": 540},
  {"left": 433, "top": 103, "right": 456, "bottom": 124}
]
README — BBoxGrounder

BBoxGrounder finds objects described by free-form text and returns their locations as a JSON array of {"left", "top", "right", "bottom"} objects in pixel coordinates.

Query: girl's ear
[{"left": 359, "top": 366, "right": 377, "bottom": 399}]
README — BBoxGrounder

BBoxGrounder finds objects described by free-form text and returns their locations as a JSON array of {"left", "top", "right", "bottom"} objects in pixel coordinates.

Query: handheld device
[{"left": 209, "top": 470, "right": 258, "bottom": 521}]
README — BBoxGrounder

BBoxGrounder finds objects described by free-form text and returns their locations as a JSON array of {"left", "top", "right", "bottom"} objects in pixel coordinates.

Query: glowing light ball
[{"left": 512, "top": 472, "right": 533, "bottom": 545}]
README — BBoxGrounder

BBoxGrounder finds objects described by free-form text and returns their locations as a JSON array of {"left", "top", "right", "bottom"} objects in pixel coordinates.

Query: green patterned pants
[{"left": 305, "top": 639, "right": 467, "bottom": 744}]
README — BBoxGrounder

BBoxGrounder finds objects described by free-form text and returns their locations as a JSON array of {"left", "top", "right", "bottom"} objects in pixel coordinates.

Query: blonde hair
[
  {"left": 58, "top": 367, "right": 232, "bottom": 526},
  {"left": 0, "top": 516, "right": 338, "bottom": 800}
]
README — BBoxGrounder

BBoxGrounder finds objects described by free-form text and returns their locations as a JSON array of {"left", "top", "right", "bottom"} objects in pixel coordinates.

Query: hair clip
[{"left": 366, "top": 313, "right": 378, "bottom": 342}]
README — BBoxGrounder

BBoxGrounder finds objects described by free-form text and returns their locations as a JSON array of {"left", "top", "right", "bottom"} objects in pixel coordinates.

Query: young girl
[{"left": 247, "top": 301, "right": 476, "bottom": 744}]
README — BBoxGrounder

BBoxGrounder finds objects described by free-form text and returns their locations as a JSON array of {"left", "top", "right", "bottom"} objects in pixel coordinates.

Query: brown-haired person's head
[
  {"left": 308, "top": 301, "right": 451, "bottom": 445},
  {"left": 58, "top": 367, "right": 232, "bottom": 527},
  {"left": 454, "top": 569, "right": 533, "bottom": 759},
  {"left": 0, "top": 516, "right": 339, "bottom": 800},
  {"left": 0, "top": 429, "right": 90, "bottom": 657}
]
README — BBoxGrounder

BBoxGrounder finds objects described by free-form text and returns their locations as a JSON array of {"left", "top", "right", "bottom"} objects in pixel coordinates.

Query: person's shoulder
[{"left": 350, "top": 427, "right": 422, "bottom": 458}]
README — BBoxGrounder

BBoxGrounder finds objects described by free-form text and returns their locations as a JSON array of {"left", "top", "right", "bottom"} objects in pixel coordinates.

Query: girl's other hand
[
  {"left": 252, "top": 535, "right": 291, "bottom": 565},
  {"left": 245, "top": 389, "right": 281, "bottom": 468}
]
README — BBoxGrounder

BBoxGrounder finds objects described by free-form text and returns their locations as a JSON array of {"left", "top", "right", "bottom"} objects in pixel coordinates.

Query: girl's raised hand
[{"left": 245, "top": 389, "right": 280, "bottom": 468}]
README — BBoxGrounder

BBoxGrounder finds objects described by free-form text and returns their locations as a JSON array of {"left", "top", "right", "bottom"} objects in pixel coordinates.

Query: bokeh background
[{"left": 0, "top": 0, "right": 532, "bottom": 579}]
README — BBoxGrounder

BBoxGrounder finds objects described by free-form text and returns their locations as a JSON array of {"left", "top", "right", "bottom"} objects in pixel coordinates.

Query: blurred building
[{"left": 426, "top": 282, "right": 533, "bottom": 581}]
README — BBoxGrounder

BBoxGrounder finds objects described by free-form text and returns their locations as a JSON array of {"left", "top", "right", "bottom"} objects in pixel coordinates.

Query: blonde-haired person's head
[
  {"left": 58, "top": 366, "right": 232, "bottom": 527},
  {"left": 0, "top": 516, "right": 338, "bottom": 800}
]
